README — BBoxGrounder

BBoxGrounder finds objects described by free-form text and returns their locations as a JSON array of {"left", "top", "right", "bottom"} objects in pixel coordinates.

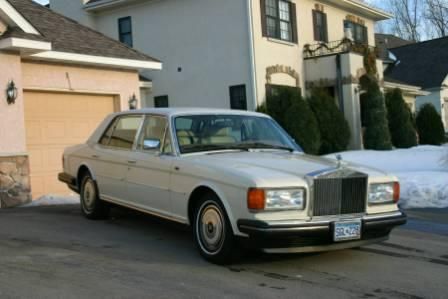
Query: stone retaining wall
[{"left": 0, "top": 155, "right": 31, "bottom": 208}]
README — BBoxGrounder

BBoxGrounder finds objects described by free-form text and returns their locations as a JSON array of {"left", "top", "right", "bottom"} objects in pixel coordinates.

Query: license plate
[{"left": 334, "top": 220, "right": 361, "bottom": 242}]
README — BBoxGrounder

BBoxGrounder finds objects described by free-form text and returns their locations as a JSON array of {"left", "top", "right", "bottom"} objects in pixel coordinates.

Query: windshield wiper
[
  {"left": 235, "top": 142, "right": 295, "bottom": 152},
  {"left": 181, "top": 144, "right": 250, "bottom": 154}
]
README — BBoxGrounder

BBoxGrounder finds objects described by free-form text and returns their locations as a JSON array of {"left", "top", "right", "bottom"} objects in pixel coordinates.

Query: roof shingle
[{"left": 385, "top": 36, "right": 448, "bottom": 89}]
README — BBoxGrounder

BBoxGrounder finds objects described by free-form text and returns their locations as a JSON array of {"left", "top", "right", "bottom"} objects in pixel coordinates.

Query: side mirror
[{"left": 143, "top": 138, "right": 161, "bottom": 151}]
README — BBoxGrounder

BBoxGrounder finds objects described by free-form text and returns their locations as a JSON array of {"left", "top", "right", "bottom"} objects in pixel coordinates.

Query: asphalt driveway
[{"left": 0, "top": 205, "right": 447, "bottom": 299}]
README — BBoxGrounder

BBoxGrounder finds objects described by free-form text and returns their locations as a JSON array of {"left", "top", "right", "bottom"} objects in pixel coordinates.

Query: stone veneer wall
[{"left": 0, "top": 155, "right": 31, "bottom": 208}]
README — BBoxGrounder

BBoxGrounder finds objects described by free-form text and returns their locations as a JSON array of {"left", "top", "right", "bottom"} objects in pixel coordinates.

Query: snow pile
[
  {"left": 22, "top": 194, "right": 79, "bottom": 207},
  {"left": 326, "top": 146, "right": 448, "bottom": 209}
]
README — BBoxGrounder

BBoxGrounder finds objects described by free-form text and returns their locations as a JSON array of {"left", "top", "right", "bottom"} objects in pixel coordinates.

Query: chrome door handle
[{"left": 128, "top": 160, "right": 137, "bottom": 164}]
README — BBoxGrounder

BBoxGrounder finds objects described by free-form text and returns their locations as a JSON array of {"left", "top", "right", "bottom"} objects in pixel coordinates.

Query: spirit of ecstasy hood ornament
[{"left": 336, "top": 154, "right": 343, "bottom": 168}]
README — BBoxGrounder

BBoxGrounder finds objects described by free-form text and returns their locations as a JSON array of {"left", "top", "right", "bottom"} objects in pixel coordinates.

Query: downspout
[
  {"left": 247, "top": 0, "right": 258, "bottom": 111},
  {"left": 336, "top": 54, "right": 345, "bottom": 113}
]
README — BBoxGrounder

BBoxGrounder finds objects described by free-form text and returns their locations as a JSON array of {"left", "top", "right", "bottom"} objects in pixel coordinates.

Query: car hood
[{"left": 183, "top": 151, "right": 389, "bottom": 186}]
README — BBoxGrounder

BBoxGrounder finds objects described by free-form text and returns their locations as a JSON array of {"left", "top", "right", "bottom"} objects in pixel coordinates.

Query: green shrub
[
  {"left": 416, "top": 104, "right": 445, "bottom": 145},
  {"left": 360, "top": 75, "right": 393, "bottom": 150},
  {"left": 385, "top": 88, "right": 417, "bottom": 148},
  {"left": 308, "top": 88, "right": 351, "bottom": 154},
  {"left": 263, "top": 86, "right": 321, "bottom": 154}
]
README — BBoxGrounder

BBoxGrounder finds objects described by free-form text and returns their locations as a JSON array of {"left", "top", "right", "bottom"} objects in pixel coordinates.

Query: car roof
[{"left": 115, "top": 108, "right": 270, "bottom": 118}]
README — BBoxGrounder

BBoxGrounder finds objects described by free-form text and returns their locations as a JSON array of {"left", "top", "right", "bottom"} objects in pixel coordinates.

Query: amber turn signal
[
  {"left": 393, "top": 182, "right": 400, "bottom": 203},
  {"left": 247, "top": 188, "right": 265, "bottom": 210}
]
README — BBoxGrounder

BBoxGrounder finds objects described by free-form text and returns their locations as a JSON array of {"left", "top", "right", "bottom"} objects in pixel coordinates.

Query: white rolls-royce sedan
[{"left": 59, "top": 108, "right": 406, "bottom": 264}]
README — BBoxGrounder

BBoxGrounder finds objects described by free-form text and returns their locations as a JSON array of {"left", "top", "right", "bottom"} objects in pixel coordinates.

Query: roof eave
[
  {"left": 321, "top": 0, "right": 392, "bottom": 21},
  {"left": 0, "top": 37, "right": 51, "bottom": 53},
  {"left": 384, "top": 81, "right": 430, "bottom": 96},
  {"left": 27, "top": 50, "right": 162, "bottom": 71}
]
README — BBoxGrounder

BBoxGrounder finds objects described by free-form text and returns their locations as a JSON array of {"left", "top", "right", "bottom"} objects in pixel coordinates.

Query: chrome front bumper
[{"left": 237, "top": 211, "right": 407, "bottom": 252}]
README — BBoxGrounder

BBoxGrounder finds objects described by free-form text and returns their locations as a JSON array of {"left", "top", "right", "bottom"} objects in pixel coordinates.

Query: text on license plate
[{"left": 334, "top": 221, "right": 361, "bottom": 242}]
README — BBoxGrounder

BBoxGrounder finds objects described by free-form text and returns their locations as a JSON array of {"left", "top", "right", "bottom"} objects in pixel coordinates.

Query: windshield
[{"left": 174, "top": 114, "right": 301, "bottom": 154}]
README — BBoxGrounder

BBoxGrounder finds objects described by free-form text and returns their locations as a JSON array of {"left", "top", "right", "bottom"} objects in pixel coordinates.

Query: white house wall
[{"left": 91, "top": 0, "right": 253, "bottom": 110}]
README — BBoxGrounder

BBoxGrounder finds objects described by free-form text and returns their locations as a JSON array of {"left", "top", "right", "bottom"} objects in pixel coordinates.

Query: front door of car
[
  {"left": 126, "top": 115, "right": 174, "bottom": 217},
  {"left": 91, "top": 115, "right": 143, "bottom": 201}
]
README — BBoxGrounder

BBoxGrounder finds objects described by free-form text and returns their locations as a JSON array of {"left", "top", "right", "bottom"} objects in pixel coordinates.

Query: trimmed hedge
[
  {"left": 308, "top": 88, "right": 351, "bottom": 154},
  {"left": 385, "top": 88, "right": 417, "bottom": 148},
  {"left": 416, "top": 103, "right": 445, "bottom": 145},
  {"left": 360, "top": 75, "right": 392, "bottom": 150}
]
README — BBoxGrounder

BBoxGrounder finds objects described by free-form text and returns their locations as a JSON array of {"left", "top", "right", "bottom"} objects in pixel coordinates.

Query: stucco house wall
[
  {"left": 0, "top": 53, "right": 26, "bottom": 154},
  {"left": 92, "top": 0, "right": 254, "bottom": 110}
]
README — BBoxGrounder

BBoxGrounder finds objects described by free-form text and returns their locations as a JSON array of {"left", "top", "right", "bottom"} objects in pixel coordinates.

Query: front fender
[{"left": 188, "top": 181, "right": 247, "bottom": 236}]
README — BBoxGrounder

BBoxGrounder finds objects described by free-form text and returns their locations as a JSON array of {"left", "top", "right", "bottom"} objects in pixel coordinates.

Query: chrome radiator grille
[{"left": 312, "top": 171, "right": 368, "bottom": 216}]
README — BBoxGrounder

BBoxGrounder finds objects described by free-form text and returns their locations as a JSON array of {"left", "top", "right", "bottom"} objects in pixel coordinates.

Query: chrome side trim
[
  {"left": 363, "top": 211, "right": 403, "bottom": 220},
  {"left": 100, "top": 195, "right": 188, "bottom": 225},
  {"left": 262, "top": 236, "right": 388, "bottom": 254}
]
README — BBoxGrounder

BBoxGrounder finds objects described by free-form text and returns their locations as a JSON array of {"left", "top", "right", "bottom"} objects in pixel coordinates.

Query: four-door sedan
[{"left": 59, "top": 108, "right": 406, "bottom": 264}]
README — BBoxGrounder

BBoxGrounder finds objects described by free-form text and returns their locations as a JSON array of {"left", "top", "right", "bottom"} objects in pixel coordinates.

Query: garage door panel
[{"left": 25, "top": 91, "right": 116, "bottom": 198}]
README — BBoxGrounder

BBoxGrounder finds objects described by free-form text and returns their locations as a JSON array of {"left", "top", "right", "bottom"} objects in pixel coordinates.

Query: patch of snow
[
  {"left": 326, "top": 146, "right": 448, "bottom": 209},
  {"left": 22, "top": 194, "right": 80, "bottom": 207}
]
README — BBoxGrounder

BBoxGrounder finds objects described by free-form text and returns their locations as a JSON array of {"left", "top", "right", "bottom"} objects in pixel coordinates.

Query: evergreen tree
[
  {"left": 385, "top": 88, "right": 417, "bottom": 148},
  {"left": 416, "top": 104, "right": 445, "bottom": 145},
  {"left": 263, "top": 86, "right": 321, "bottom": 155},
  {"left": 308, "top": 88, "right": 351, "bottom": 154},
  {"left": 359, "top": 75, "right": 393, "bottom": 150}
]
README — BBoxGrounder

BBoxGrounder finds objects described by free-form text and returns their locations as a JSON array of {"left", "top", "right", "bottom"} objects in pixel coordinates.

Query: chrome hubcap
[
  {"left": 199, "top": 205, "right": 224, "bottom": 253},
  {"left": 83, "top": 179, "right": 95, "bottom": 211}
]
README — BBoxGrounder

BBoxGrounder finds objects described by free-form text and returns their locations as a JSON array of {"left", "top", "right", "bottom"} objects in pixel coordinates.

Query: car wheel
[
  {"left": 193, "top": 193, "right": 236, "bottom": 264},
  {"left": 80, "top": 173, "right": 109, "bottom": 220}
]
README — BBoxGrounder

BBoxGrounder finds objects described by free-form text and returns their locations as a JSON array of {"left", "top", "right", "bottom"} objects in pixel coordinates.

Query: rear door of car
[
  {"left": 126, "top": 114, "right": 175, "bottom": 217},
  {"left": 92, "top": 114, "right": 144, "bottom": 201}
]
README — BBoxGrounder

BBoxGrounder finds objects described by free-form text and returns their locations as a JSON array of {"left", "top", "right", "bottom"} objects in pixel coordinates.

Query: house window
[
  {"left": 344, "top": 20, "right": 368, "bottom": 44},
  {"left": 229, "top": 85, "right": 247, "bottom": 110},
  {"left": 313, "top": 10, "right": 328, "bottom": 42},
  {"left": 262, "top": 0, "right": 297, "bottom": 43},
  {"left": 118, "top": 17, "right": 133, "bottom": 47},
  {"left": 154, "top": 95, "right": 169, "bottom": 108}
]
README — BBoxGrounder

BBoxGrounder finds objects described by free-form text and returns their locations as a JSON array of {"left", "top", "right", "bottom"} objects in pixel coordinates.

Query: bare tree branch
[
  {"left": 425, "top": 0, "right": 448, "bottom": 37},
  {"left": 390, "top": 0, "right": 422, "bottom": 41}
]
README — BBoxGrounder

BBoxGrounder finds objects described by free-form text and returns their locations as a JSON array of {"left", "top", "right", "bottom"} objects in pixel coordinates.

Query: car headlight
[
  {"left": 368, "top": 182, "right": 400, "bottom": 205},
  {"left": 247, "top": 188, "right": 306, "bottom": 211}
]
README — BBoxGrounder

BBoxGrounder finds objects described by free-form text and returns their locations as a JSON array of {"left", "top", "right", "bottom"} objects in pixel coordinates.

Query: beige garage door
[{"left": 24, "top": 91, "right": 117, "bottom": 198}]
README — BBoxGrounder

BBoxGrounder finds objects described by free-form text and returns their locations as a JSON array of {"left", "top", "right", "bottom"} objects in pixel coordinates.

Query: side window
[
  {"left": 137, "top": 116, "right": 168, "bottom": 152},
  {"left": 100, "top": 116, "right": 142, "bottom": 150},
  {"left": 229, "top": 85, "right": 248, "bottom": 110}
]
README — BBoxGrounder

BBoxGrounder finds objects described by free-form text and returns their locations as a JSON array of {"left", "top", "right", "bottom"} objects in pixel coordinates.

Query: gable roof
[
  {"left": 385, "top": 36, "right": 448, "bottom": 89},
  {"left": 375, "top": 33, "right": 413, "bottom": 61},
  {"left": 0, "top": 0, "right": 161, "bottom": 69}
]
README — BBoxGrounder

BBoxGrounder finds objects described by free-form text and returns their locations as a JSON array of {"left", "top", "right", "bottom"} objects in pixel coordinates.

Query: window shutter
[
  {"left": 290, "top": 2, "right": 298, "bottom": 43},
  {"left": 363, "top": 26, "right": 368, "bottom": 45},
  {"left": 260, "top": 0, "right": 267, "bottom": 37},
  {"left": 323, "top": 13, "right": 328, "bottom": 43},
  {"left": 312, "top": 10, "right": 318, "bottom": 41}
]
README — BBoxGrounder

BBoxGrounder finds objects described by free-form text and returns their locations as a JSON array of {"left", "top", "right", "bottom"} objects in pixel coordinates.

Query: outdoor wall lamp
[
  {"left": 128, "top": 93, "right": 138, "bottom": 110},
  {"left": 6, "top": 80, "right": 18, "bottom": 105}
]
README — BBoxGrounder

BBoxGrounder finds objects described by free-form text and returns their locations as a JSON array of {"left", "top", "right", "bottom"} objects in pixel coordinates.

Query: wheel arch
[{"left": 76, "top": 163, "right": 96, "bottom": 190}]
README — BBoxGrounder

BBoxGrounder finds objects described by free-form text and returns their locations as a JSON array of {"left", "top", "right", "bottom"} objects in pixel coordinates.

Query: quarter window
[
  {"left": 263, "top": 0, "right": 297, "bottom": 43},
  {"left": 118, "top": 16, "right": 133, "bottom": 47},
  {"left": 100, "top": 116, "right": 142, "bottom": 150}
]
